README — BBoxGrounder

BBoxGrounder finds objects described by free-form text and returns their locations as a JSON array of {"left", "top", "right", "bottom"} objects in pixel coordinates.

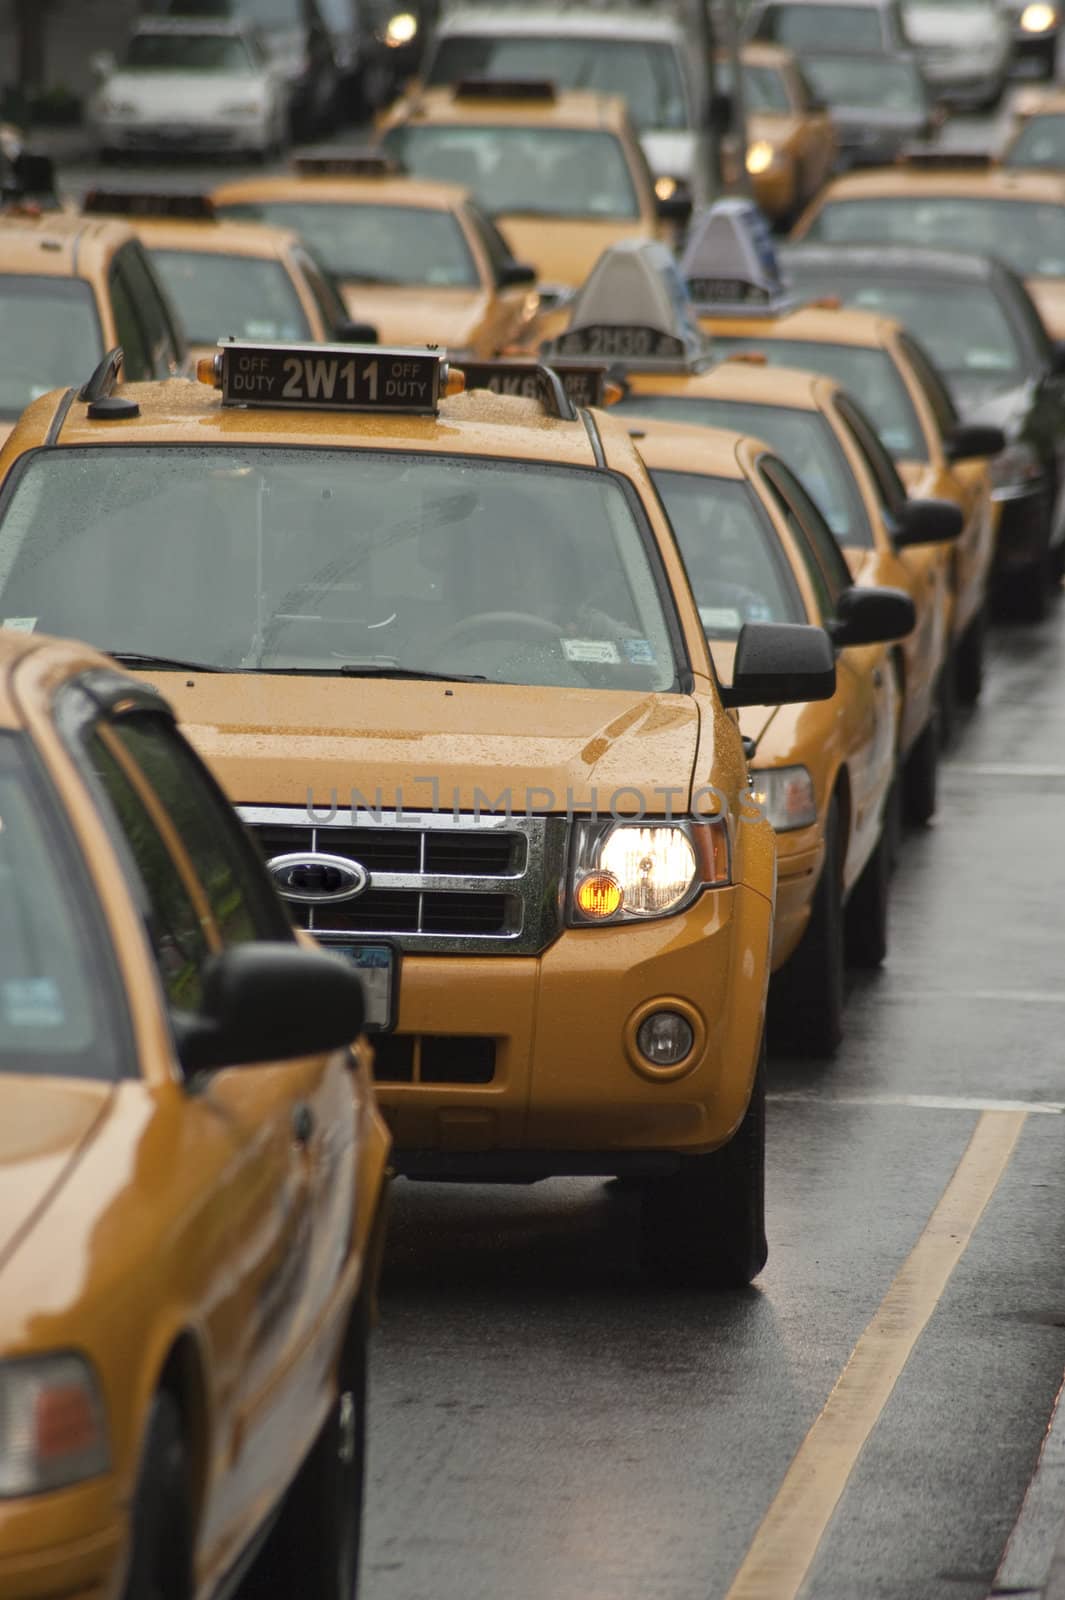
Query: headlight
[
  {"left": 990, "top": 438, "right": 1043, "bottom": 499},
  {"left": 655, "top": 174, "right": 680, "bottom": 201},
  {"left": 385, "top": 11, "right": 418, "bottom": 46},
  {"left": 1021, "top": 2, "right": 1057, "bottom": 30},
  {"left": 569, "top": 819, "right": 730, "bottom": 925},
  {"left": 746, "top": 139, "right": 777, "bottom": 175},
  {"left": 0, "top": 1353, "right": 110, "bottom": 1497},
  {"left": 748, "top": 765, "right": 818, "bottom": 832}
]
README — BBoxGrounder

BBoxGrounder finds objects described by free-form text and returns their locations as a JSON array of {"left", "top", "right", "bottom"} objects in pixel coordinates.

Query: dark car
[
  {"left": 798, "top": 49, "right": 939, "bottom": 166},
  {"left": 781, "top": 241, "right": 1065, "bottom": 616}
]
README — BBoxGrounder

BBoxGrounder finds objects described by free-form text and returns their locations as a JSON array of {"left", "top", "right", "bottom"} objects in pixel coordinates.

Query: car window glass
[
  {"left": 896, "top": 333, "right": 959, "bottom": 435},
  {"left": 116, "top": 242, "right": 182, "bottom": 376},
  {"left": 757, "top": 3, "right": 885, "bottom": 49},
  {"left": 805, "top": 197, "right": 1065, "bottom": 278},
  {"left": 834, "top": 392, "right": 908, "bottom": 521},
  {"left": 216, "top": 199, "right": 480, "bottom": 288},
  {"left": 1004, "top": 113, "right": 1065, "bottom": 171},
  {"left": 463, "top": 203, "right": 515, "bottom": 285},
  {"left": 292, "top": 246, "right": 348, "bottom": 330},
  {"left": 760, "top": 456, "right": 849, "bottom": 615},
  {"left": 0, "top": 276, "right": 103, "bottom": 422},
  {"left": 151, "top": 248, "right": 311, "bottom": 344},
  {"left": 108, "top": 262, "right": 151, "bottom": 381}
]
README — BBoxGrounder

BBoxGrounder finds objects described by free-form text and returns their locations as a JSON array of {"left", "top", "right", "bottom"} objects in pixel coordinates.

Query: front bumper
[
  {"left": 769, "top": 831, "right": 823, "bottom": 972},
  {"left": 920, "top": 58, "right": 1009, "bottom": 103},
  {"left": 93, "top": 118, "right": 267, "bottom": 152},
  {"left": 993, "top": 482, "right": 1050, "bottom": 575},
  {"left": 0, "top": 1477, "right": 124, "bottom": 1600},
  {"left": 373, "top": 883, "right": 771, "bottom": 1166}
]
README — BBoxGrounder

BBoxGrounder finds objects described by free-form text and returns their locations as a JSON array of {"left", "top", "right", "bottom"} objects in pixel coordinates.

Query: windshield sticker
[
  {"left": 2, "top": 977, "right": 65, "bottom": 1028},
  {"left": 3, "top": 617, "right": 37, "bottom": 633},
  {"left": 622, "top": 638, "right": 656, "bottom": 665},
  {"left": 562, "top": 638, "right": 621, "bottom": 664},
  {"left": 700, "top": 606, "right": 742, "bottom": 630}
]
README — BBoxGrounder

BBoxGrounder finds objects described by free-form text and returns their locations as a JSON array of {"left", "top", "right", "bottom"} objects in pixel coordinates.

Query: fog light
[{"left": 636, "top": 1011, "right": 694, "bottom": 1066}]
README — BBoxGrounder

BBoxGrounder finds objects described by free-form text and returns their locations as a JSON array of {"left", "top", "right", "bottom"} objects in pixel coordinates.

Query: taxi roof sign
[
  {"left": 202, "top": 340, "right": 449, "bottom": 415},
  {"left": 454, "top": 77, "right": 557, "bottom": 101},
  {"left": 82, "top": 188, "right": 216, "bottom": 220},
  {"left": 543, "top": 239, "right": 710, "bottom": 370},
  {"left": 680, "top": 198, "right": 793, "bottom": 315},
  {"left": 462, "top": 359, "right": 604, "bottom": 414},
  {"left": 293, "top": 148, "right": 404, "bottom": 178}
]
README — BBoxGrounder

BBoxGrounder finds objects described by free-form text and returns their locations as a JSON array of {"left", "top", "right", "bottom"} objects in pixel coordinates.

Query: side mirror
[
  {"left": 894, "top": 495, "right": 964, "bottom": 547},
  {"left": 174, "top": 943, "right": 365, "bottom": 1076},
  {"left": 90, "top": 50, "right": 116, "bottom": 80},
  {"left": 499, "top": 259, "right": 538, "bottom": 288},
  {"left": 827, "top": 584, "right": 915, "bottom": 648},
  {"left": 945, "top": 420, "right": 1006, "bottom": 461},
  {"left": 720, "top": 621, "right": 836, "bottom": 708},
  {"left": 707, "top": 89, "right": 734, "bottom": 134},
  {"left": 335, "top": 318, "right": 379, "bottom": 343}
]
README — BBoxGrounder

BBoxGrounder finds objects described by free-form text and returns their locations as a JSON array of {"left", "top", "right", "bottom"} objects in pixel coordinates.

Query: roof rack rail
[
  {"left": 453, "top": 77, "right": 556, "bottom": 101},
  {"left": 462, "top": 358, "right": 601, "bottom": 414},
  {"left": 898, "top": 146, "right": 992, "bottom": 169},
  {"left": 79, "top": 348, "right": 124, "bottom": 403},
  {"left": 293, "top": 148, "right": 404, "bottom": 177},
  {"left": 82, "top": 188, "right": 216, "bottom": 220}
]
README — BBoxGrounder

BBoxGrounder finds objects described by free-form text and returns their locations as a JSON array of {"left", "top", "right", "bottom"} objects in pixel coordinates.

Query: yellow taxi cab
[
  {"left": 213, "top": 150, "right": 540, "bottom": 358},
  {"left": 718, "top": 43, "right": 837, "bottom": 224},
  {"left": 629, "top": 416, "right": 912, "bottom": 1055},
  {"left": 79, "top": 187, "right": 362, "bottom": 361},
  {"left": 0, "top": 627, "right": 390, "bottom": 1600},
  {"left": 1001, "top": 88, "right": 1065, "bottom": 170},
  {"left": 0, "top": 210, "right": 185, "bottom": 447},
  {"left": 791, "top": 157, "right": 1065, "bottom": 339},
  {"left": 375, "top": 80, "right": 678, "bottom": 301},
  {"left": 0, "top": 336, "right": 839, "bottom": 1288},
  {"left": 546, "top": 239, "right": 961, "bottom": 825},
  {"left": 684, "top": 199, "right": 1000, "bottom": 706}
]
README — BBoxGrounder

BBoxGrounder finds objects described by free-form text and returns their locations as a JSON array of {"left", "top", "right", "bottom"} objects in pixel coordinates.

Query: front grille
[
  {"left": 239, "top": 805, "right": 566, "bottom": 955},
  {"left": 373, "top": 1035, "right": 496, "bottom": 1085}
]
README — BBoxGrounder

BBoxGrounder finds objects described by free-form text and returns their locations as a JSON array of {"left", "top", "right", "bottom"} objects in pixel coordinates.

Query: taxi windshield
[
  {"left": 651, "top": 471, "right": 806, "bottom": 636},
  {"left": 0, "top": 735, "right": 120, "bottom": 1081},
  {"left": 716, "top": 60, "right": 792, "bottom": 113},
  {"left": 800, "top": 53, "right": 927, "bottom": 110},
  {"left": 805, "top": 197, "right": 1065, "bottom": 278},
  {"left": 757, "top": 3, "right": 886, "bottom": 50},
  {"left": 0, "top": 448, "right": 680, "bottom": 690},
  {"left": 381, "top": 125, "right": 641, "bottom": 220},
  {"left": 0, "top": 276, "right": 103, "bottom": 421},
  {"left": 425, "top": 37, "right": 689, "bottom": 131},
  {"left": 614, "top": 394, "right": 872, "bottom": 545},
  {"left": 214, "top": 200, "right": 480, "bottom": 287},
  {"left": 149, "top": 249, "right": 311, "bottom": 343},
  {"left": 1005, "top": 115, "right": 1065, "bottom": 171},
  {"left": 125, "top": 32, "right": 256, "bottom": 71},
  {"left": 711, "top": 337, "right": 927, "bottom": 460}
]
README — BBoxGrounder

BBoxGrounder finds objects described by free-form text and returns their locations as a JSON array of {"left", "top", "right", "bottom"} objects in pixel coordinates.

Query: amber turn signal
[
  {"left": 196, "top": 354, "right": 222, "bottom": 388},
  {"left": 575, "top": 872, "right": 623, "bottom": 920}
]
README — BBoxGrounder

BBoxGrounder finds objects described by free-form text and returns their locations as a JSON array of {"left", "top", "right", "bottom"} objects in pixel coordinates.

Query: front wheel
[
  {"left": 955, "top": 604, "right": 986, "bottom": 705},
  {"left": 902, "top": 715, "right": 938, "bottom": 826},
  {"left": 122, "top": 1393, "right": 193, "bottom": 1600},
  {"left": 845, "top": 791, "right": 893, "bottom": 969},
  {"left": 639, "top": 1039, "right": 767, "bottom": 1289},
  {"left": 768, "top": 797, "right": 844, "bottom": 1056},
  {"left": 239, "top": 1303, "right": 368, "bottom": 1599}
]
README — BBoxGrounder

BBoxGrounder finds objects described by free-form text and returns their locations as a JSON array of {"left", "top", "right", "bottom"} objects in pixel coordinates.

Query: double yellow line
[{"left": 725, "top": 1110, "right": 1027, "bottom": 1600}]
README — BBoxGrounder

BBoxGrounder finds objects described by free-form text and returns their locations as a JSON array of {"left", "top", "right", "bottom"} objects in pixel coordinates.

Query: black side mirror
[
  {"left": 175, "top": 943, "right": 365, "bottom": 1076},
  {"left": 945, "top": 421, "right": 1006, "bottom": 461},
  {"left": 335, "top": 318, "right": 379, "bottom": 343},
  {"left": 827, "top": 584, "right": 915, "bottom": 648},
  {"left": 707, "top": 89, "right": 734, "bottom": 134},
  {"left": 499, "top": 259, "right": 538, "bottom": 288},
  {"left": 720, "top": 621, "right": 836, "bottom": 708},
  {"left": 894, "top": 496, "right": 964, "bottom": 547}
]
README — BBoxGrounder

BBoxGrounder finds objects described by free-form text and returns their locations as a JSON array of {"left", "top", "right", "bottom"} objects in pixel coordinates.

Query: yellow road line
[{"left": 725, "top": 1109, "right": 1027, "bottom": 1600}]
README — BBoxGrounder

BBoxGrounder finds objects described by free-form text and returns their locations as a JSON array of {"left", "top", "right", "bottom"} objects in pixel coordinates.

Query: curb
[{"left": 991, "top": 1372, "right": 1065, "bottom": 1597}]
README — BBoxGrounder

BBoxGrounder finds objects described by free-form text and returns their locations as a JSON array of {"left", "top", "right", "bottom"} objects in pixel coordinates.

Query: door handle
[
  {"left": 292, "top": 1103, "right": 315, "bottom": 1146},
  {"left": 873, "top": 668, "right": 883, "bottom": 688}
]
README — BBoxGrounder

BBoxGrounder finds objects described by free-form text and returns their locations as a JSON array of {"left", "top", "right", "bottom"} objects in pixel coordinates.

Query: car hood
[
  {"left": 904, "top": 5, "right": 1006, "bottom": 43},
  {"left": 494, "top": 217, "right": 651, "bottom": 289},
  {"left": 640, "top": 130, "right": 697, "bottom": 182},
  {"left": 337, "top": 283, "right": 494, "bottom": 353},
  {"left": 142, "top": 675, "right": 704, "bottom": 814},
  {"left": 0, "top": 1076, "right": 114, "bottom": 1273},
  {"left": 99, "top": 69, "right": 266, "bottom": 115}
]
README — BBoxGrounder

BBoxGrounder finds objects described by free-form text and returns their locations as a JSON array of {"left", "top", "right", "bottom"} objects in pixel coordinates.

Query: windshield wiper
[
  {"left": 109, "top": 650, "right": 222, "bottom": 673},
  {"left": 337, "top": 664, "right": 487, "bottom": 683}
]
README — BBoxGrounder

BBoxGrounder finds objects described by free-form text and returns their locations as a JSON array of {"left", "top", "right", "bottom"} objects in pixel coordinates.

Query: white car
[
  {"left": 88, "top": 19, "right": 288, "bottom": 160},
  {"left": 420, "top": 5, "right": 716, "bottom": 206},
  {"left": 901, "top": 0, "right": 1013, "bottom": 108}
]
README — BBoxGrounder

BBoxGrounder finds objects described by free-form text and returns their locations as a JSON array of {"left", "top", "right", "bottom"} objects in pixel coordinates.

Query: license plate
[{"left": 328, "top": 942, "right": 397, "bottom": 1033}]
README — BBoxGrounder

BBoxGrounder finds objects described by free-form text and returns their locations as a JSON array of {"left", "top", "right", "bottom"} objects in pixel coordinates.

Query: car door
[
  {"left": 77, "top": 693, "right": 357, "bottom": 1572},
  {"left": 761, "top": 455, "right": 897, "bottom": 877}
]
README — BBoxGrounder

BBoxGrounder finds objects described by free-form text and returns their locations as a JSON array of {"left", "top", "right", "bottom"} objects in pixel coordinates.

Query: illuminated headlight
[
  {"left": 569, "top": 819, "right": 730, "bottom": 924},
  {"left": 0, "top": 1354, "right": 110, "bottom": 1497},
  {"left": 385, "top": 11, "right": 418, "bottom": 46},
  {"left": 221, "top": 100, "right": 265, "bottom": 117},
  {"left": 749, "top": 765, "right": 817, "bottom": 831},
  {"left": 746, "top": 139, "right": 778, "bottom": 175},
  {"left": 990, "top": 439, "right": 1043, "bottom": 500},
  {"left": 1020, "top": 2, "right": 1057, "bottom": 31},
  {"left": 655, "top": 174, "right": 680, "bottom": 200}
]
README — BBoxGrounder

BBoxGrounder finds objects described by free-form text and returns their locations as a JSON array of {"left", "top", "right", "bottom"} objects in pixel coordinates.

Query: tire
[
  {"left": 902, "top": 715, "right": 937, "bottom": 826},
  {"left": 639, "top": 1038, "right": 767, "bottom": 1289},
  {"left": 239, "top": 1302, "right": 367, "bottom": 1600},
  {"left": 954, "top": 604, "right": 986, "bottom": 705},
  {"left": 936, "top": 657, "right": 957, "bottom": 750},
  {"left": 768, "top": 797, "right": 844, "bottom": 1057},
  {"left": 122, "top": 1393, "right": 193, "bottom": 1600},
  {"left": 999, "top": 552, "right": 1049, "bottom": 623},
  {"left": 845, "top": 790, "right": 893, "bottom": 969}
]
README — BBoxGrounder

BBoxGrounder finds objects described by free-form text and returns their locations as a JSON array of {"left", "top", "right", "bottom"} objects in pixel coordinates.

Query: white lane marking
[
  {"left": 945, "top": 764, "right": 1065, "bottom": 779},
  {"left": 862, "top": 988, "right": 1065, "bottom": 1006},
  {"left": 769, "top": 1091, "right": 1065, "bottom": 1115},
  {"left": 993, "top": 1372, "right": 1065, "bottom": 1596}
]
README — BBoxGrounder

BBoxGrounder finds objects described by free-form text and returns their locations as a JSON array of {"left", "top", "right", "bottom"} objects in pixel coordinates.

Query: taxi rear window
[
  {"left": 711, "top": 336, "right": 927, "bottom": 461},
  {"left": 0, "top": 447, "right": 682, "bottom": 692},
  {"left": 381, "top": 125, "right": 641, "bottom": 222},
  {"left": 1006, "top": 114, "right": 1065, "bottom": 171},
  {"left": 214, "top": 200, "right": 480, "bottom": 289},
  {"left": 805, "top": 197, "right": 1065, "bottom": 279},
  {"left": 614, "top": 395, "right": 873, "bottom": 547},
  {"left": 0, "top": 276, "right": 103, "bottom": 421},
  {"left": 0, "top": 734, "right": 123, "bottom": 1079},
  {"left": 149, "top": 249, "right": 312, "bottom": 344}
]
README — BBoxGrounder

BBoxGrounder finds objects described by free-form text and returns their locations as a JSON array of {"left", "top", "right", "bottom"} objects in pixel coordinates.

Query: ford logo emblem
[{"left": 267, "top": 852, "right": 370, "bottom": 904}]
